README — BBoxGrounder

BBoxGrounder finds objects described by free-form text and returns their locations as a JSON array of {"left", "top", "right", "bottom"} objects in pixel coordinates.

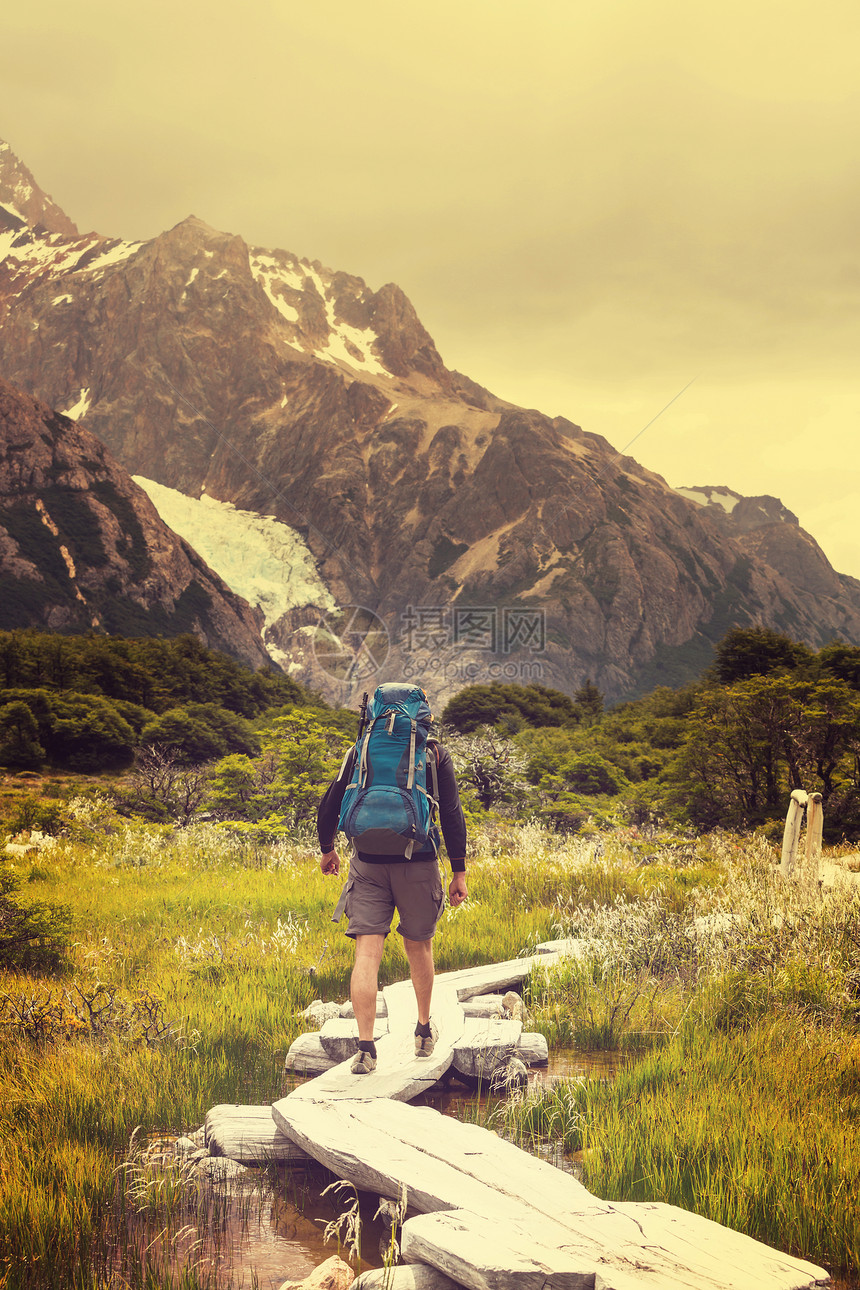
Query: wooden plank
[
  {"left": 534, "top": 938, "right": 588, "bottom": 956},
  {"left": 610, "top": 1202, "right": 830, "bottom": 1290},
  {"left": 280, "top": 980, "right": 464, "bottom": 1105},
  {"left": 401, "top": 1209, "right": 641, "bottom": 1290},
  {"left": 338, "top": 992, "right": 388, "bottom": 1019},
  {"left": 461, "top": 994, "right": 506, "bottom": 1017},
  {"left": 435, "top": 955, "right": 562, "bottom": 1002},
  {"left": 204, "top": 1104, "right": 307, "bottom": 1164},
  {"left": 273, "top": 1099, "right": 828, "bottom": 1290}
]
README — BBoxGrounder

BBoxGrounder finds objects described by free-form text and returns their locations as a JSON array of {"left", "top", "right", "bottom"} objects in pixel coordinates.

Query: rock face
[
  {"left": 0, "top": 377, "right": 270, "bottom": 667},
  {"left": 0, "top": 140, "right": 78, "bottom": 237},
  {"left": 2, "top": 136, "right": 860, "bottom": 700}
]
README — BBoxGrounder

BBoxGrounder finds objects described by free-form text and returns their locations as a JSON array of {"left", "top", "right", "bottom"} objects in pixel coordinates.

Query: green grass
[
  {"left": 2, "top": 809, "right": 860, "bottom": 1286},
  {"left": 498, "top": 1022, "right": 860, "bottom": 1276}
]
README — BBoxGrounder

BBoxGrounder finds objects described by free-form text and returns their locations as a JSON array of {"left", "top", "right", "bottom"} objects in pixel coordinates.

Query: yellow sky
[{"left": 4, "top": 0, "right": 859, "bottom": 575}]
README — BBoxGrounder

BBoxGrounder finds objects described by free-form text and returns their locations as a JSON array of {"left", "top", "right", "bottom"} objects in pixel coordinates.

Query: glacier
[{"left": 134, "top": 478, "right": 335, "bottom": 663}]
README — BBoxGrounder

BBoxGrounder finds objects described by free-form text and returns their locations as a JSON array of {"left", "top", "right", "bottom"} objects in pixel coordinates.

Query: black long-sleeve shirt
[{"left": 317, "top": 740, "right": 467, "bottom": 872}]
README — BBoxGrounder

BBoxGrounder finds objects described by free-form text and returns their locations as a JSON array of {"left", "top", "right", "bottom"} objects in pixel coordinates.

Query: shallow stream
[
  {"left": 137, "top": 1047, "right": 858, "bottom": 1290},
  {"left": 157, "top": 1048, "right": 618, "bottom": 1288}
]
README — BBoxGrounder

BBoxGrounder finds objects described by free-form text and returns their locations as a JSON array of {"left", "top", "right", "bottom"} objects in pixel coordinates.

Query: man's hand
[
  {"left": 320, "top": 849, "right": 340, "bottom": 876},
  {"left": 448, "top": 871, "right": 468, "bottom": 907}
]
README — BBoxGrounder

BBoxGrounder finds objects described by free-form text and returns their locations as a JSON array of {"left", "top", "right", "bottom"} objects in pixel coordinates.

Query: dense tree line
[
  {"left": 0, "top": 630, "right": 321, "bottom": 773},
  {"left": 0, "top": 631, "right": 304, "bottom": 716},
  {"left": 443, "top": 632, "right": 860, "bottom": 839}
]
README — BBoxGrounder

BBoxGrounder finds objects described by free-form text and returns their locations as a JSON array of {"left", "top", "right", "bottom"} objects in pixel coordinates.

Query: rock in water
[{"left": 278, "top": 1254, "right": 355, "bottom": 1290}]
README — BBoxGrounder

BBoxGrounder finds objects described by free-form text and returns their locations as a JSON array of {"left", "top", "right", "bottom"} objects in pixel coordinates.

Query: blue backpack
[{"left": 338, "top": 683, "right": 440, "bottom": 859}]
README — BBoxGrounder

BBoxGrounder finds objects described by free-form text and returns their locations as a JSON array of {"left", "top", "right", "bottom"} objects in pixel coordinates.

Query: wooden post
[
  {"left": 804, "top": 791, "right": 823, "bottom": 885},
  {"left": 780, "top": 790, "right": 808, "bottom": 877}
]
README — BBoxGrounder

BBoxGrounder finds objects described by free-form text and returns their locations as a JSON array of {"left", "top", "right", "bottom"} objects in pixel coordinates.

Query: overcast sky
[{"left": 4, "top": 0, "right": 859, "bottom": 575}]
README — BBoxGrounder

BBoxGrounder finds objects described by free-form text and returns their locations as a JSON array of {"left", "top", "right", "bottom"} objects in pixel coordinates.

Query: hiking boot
[
  {"left": 414, "top": 1020, "right": 438, "bottom": 1059},
  {"left": 350, "top": 1048, "right": 377, "bottom": 1075}
]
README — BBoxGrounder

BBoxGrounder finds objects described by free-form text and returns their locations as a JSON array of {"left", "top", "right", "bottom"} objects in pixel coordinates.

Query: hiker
[{"left": 318, "top": 683, "right": 468, "bottom": 1075}]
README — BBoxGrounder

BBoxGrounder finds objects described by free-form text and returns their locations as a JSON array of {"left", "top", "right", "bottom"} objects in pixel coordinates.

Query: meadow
[{"left": 2, "top": 800, "right": 859, "bottom": 1288}]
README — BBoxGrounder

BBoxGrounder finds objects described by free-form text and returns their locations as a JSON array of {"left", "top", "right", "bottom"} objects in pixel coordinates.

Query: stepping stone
[
  {"left": 205, "top": 1104, "right": 307, "bottom": 1164},
  {"left": 318, "top": 1017, "right": 390, "bottom": 1061},
  {"left": 452, "top": 1017, "right": 522, "bottom": 1080}
]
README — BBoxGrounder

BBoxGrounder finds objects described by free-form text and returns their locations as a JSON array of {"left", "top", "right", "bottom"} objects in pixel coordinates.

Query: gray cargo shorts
[{"left": 342, "top": 853, "right": 445, "bottom": 941}]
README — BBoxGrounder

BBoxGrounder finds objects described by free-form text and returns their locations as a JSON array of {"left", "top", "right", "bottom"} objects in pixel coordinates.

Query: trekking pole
[{"left": 356, "top": 691, "right": 369, "bottom": 741}]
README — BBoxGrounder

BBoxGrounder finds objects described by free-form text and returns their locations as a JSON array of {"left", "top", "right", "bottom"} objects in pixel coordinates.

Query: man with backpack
[{"left": 317, "top": 682, "right": 468, "bottom": 1074}]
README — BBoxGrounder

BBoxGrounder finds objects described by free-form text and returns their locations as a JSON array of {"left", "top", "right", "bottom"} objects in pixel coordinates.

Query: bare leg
[
  {"left": 351, "top": 934, "right": 385, "bottom": 1041},
  {"left": 402, "top": 936, "right": 434, "bottom": 1025}
]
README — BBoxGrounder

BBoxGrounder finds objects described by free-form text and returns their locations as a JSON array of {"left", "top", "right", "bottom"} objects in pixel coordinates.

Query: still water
[
  {"left": 152, "top": 1049, "right": 855, "bottom": 1289},
  {"left": 165, "top": 1049, "right": 616, "bottom": 1287}
]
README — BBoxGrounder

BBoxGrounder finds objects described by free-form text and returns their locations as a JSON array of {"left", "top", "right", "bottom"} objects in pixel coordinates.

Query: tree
[
  {"left": 0, "top": 870, "right": 71, "bottom": 973},
  {"left": 678, "top": 673, "right": 860, "bottom": 834},
  {"left": 444, "top": 727, "right": 531, "bottom": 812},
  {"left": 207, "top": 710, "right": 353, "bottom": 829},
  {"left": 441, "top": 682, "right": 581, "bottom": 734},
  {"left": 573, "top": 680, "right": 604, "bottom": 725},
  {"left": 47, "top": 695, "right": 136, "bottom": 771},
  {"left": 125, "top": 745, "right": 213, "bottom": 824},
  {"left": 558, "top": 752, "right": 627, "bottom": 797},
  {"left": 140, "top": 703, "right": 257, "bottom": 764},
  {"left": 0, "top": 701, "right": 45, "bottom": 769},
  {"left": 712, "top": 627, "right": 813, "bottom": 685}
]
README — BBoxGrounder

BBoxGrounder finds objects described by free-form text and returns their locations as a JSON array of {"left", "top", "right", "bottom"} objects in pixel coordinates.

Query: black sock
[
  {"left": 357, "top": 1039, "right": 377, "bottom": 1058},
  {"left": 415, "top": 1021, "right": 432, "bottom": 1039}
]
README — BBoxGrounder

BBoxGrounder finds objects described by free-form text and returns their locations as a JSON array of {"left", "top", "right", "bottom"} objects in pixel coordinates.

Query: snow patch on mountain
[
  {"left": 303, "top": 263, "right": 391, "bottom": 377},
  {"left": 676, "top": 485, "right": 741, "bottom": 514},
  {"left": 0, "top": 228, "right": 142, "bottom": 285},
  {"left": 249, "top": 249, "right": 304, "bottom": 325},
  {"left": 134, "top": 478, "right": 335, "bottom": 641},
  {"left": 248, "top": 248, "right": 391, "bottom": 377},
  {"left": 63, "top": 388, "right": 92, "bottom": 421}
]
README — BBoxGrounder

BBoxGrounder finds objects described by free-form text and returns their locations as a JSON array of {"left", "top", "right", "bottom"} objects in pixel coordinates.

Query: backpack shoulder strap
[{"left": 426, "top": 739, "right": 440, "bottom": 806}]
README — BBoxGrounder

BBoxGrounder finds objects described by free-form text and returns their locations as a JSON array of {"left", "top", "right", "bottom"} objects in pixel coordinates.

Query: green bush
[{"left": 0, "top": 870, "right": 72, "bottom": 973}]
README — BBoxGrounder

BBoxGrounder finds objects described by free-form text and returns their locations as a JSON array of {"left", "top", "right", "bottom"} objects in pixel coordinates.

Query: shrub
[{"left": 0, "top": 869, "right": 72, "bottom": 973}]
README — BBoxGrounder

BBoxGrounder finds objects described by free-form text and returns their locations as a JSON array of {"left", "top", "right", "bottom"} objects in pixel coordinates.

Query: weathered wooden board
[
  {"left": 461, "top": 994, "right": 506, "bottom": 1017},
  {"left": 273, "top": 1098, "right": 828, "bottom": 1290},
  {"left": 534, "top": 938, "right": 589, "bottom": 958},
  {"left": 204, "top": 1104, "right": 307, "bottom": 1164},
  {"left": 402, "top": 1209, "right": 629, "bottom": 1290},
  {"left": 434, "top": 954, "right": 565, "bottom": 1002},
  {"left": 281, "top": 979, "right": 464, "bottom": 1105},
  {"left": 338, "top": 992, "right": 388, "bottom": 1019}
]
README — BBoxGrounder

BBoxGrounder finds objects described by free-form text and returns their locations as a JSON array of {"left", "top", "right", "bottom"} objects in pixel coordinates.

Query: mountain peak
[
  {"left": 676, "top": 484, "right": 798, "bottom": 529},
  {"left": 0, "top": 139, "right": 79, "bottom": 237}
]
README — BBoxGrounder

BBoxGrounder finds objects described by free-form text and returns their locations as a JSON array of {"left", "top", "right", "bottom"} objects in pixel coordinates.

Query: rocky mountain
[
  {"left": 2, "top": 136, "right": 860, "bottom": 702},
  {"left": 0, "top": 140, "right": 78, "bottom": 237},
  {"left": 0, "top": 376, "right": 271, "bottom": 668}
]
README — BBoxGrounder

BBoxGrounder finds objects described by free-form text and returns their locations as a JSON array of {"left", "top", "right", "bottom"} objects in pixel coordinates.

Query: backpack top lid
[{"left": 368, "top": 682, "right": 432, "bottom": 727}]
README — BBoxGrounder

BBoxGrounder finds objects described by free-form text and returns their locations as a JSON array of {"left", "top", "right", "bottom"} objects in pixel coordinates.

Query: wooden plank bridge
[{"left": 211, "top": 944, "right": 829, "bottom": 1290}]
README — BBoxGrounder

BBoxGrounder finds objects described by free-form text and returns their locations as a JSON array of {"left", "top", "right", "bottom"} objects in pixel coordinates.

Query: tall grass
[
  {"left": 3, "top": 811, "right": 860, "bottom": 1285},
  {"left": 497, "top": 1022, "right": 860, "bottom": 1275}
]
